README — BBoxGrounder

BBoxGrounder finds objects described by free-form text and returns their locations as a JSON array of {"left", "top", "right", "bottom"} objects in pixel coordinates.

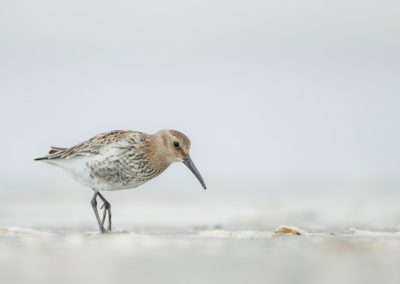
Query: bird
[{"left": 34, "top": 129, "right": 206, "bottom": 233}]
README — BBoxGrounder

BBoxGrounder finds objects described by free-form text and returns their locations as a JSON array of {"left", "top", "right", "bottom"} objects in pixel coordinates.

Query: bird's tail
[{"left": 34, "top": 146, "right": 67, "bottom": 161}]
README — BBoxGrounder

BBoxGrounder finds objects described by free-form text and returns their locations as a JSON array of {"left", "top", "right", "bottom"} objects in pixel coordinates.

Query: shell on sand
[{"left": 275, "top": 225, "right": 305, "bottom": 236}]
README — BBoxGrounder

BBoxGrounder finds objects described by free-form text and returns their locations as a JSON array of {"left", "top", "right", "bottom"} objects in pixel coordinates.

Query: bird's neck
[{"left": 143, "top": 134, "right": 172, "bottom": 172}]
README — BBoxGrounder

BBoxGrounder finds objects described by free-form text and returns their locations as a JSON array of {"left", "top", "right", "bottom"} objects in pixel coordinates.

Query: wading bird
[{"left": 35, "top": 130, "right": 206, "bottom": 233}]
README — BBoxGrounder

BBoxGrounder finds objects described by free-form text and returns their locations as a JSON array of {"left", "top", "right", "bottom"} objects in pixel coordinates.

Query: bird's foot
[{"left": 98, "top": 225, "right": 114, "bottom": 234}]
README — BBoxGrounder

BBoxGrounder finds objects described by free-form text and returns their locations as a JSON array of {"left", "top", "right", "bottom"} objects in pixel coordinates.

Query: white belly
[{"left": 45, "top": 156, "right": 148, "bottom": 191}]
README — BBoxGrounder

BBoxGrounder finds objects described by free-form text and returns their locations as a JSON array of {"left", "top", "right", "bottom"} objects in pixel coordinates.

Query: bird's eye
[{"left": 173, "top": 141, "right": 180, "bottom": 148}]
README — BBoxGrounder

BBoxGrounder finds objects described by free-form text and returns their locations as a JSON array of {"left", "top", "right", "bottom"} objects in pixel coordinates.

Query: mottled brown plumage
[{"left": 35, "top": 129, "right": 206, "bottom": 233}]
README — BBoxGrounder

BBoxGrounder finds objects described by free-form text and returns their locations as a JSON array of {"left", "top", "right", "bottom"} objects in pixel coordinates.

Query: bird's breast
[{"left": 83, "top": 149, "right": 164, "bottom": 190}]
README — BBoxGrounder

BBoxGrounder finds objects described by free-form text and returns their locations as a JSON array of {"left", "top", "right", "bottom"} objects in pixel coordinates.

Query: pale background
[
  {"left": 1, "top": 0, "right": 399, "bottom": 228},
  {"left": 0, "top": 1, "right": 400, "bottom": 283}
]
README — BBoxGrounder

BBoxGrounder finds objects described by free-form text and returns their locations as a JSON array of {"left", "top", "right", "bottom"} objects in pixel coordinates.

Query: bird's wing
[
  {"left": 35, "top": 130, "right": 146, "bottom": 161},
  {"left": 48, "top": 146, "right": 67, "bottom": 155}
]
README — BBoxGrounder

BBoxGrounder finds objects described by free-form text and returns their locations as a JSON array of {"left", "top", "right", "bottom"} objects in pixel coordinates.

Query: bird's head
[{"left": 151, "top": 129, "right": 206, "bottom": 190}]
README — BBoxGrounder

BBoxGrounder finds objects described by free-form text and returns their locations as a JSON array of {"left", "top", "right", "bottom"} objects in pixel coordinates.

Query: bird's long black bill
[{"left": 183, "top": 155, "right": 207, "bottom": 190}]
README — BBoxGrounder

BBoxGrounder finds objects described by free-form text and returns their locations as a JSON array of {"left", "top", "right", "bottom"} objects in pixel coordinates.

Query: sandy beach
[
  {"left": 1, "top": 186, "right": 400, "bottom": 284},
  {"left": 1, "top": 226, "right": 400, "bottom": 284}
]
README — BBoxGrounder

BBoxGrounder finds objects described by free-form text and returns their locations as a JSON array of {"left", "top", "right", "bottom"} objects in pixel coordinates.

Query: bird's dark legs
[
  {"left": 98, "top": 192, "right": 112, "bottom": 231},
  {"left": 91, "top": 189, "right": 112, "bottom": 233},
  {"left": 91, "top": 191, "right": 106, "bottom": 233}
]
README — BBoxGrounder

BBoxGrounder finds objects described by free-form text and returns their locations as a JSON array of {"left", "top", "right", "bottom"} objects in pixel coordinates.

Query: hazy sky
[{"left": 1, "top": 0, "right": 399, "bottom": 192}]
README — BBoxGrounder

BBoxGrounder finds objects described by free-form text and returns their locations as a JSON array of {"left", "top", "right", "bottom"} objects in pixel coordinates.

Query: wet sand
[
  {"left": 1, "top": 226, "right": 400, "bottom": 284},
  {"left": 1, "top": 187, "right": 400, "bottom": 284}
]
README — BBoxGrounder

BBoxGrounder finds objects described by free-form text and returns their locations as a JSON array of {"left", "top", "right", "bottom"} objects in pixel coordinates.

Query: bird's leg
[
  {"left": 91, "top": 191, "right": 106, "bottom": 233},
  {"left": 98, "top": 192, "right": 112, "bottom": 231},
  {"left": 100, "top": 203, "right": 107, "bottom": 227}
]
